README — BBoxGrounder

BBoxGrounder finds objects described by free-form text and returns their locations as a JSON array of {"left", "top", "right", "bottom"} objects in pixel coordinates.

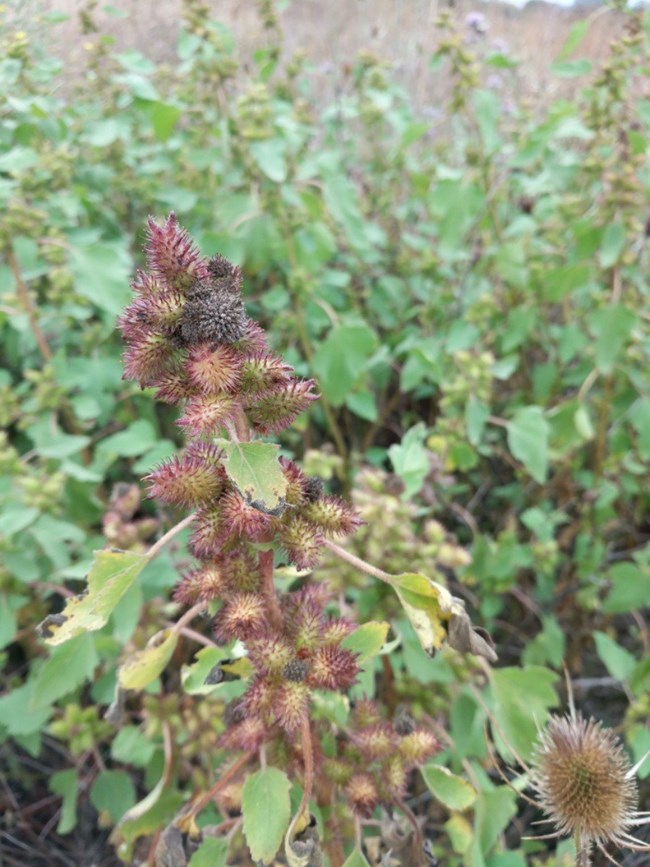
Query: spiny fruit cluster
[
  {"left": 325, "top": 700, "right": 439, "bottom": 817},
  {"left": 119, "top": 214, "right": 440, "bottom": 827}
]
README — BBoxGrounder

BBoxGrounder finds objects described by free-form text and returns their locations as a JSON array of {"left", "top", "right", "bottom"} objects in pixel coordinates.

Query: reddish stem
[
  {"left": 184, "top": 751, "right": 254, "bottom": 820},
  {"left": 298, "top": 713, "right": 315, "bottom": 823}
]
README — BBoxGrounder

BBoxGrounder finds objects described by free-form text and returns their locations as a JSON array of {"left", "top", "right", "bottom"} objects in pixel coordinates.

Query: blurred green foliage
[{"left": 1, "top": 0, "right": 649, "bottom": 864}]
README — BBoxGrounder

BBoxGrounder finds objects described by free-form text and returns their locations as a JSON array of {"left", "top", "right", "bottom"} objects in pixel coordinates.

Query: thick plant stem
[
  {"left": 259, "top": 547, "right": 283, "bottom": 631},
  {"left": 575, "top": 833, "right": 592, "bottom": 866}
]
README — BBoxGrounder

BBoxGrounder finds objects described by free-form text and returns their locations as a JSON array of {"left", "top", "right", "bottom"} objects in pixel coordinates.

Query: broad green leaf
[
  {"left": 70, "top": 240, "right": 132, "bottom": 315},
  {"left": 0, "top": 505, "right": 40, "bottom": 538},
  {"left": 90, "top": 770, "right": 136, "bottom": 822},
  {"left": 49, "top": 769, "right": 78, "bottom": 835},
  {"left": 490, "top": 666, "right": 558, "bottom": 760},
  {"left": 341, "top": 621, "right": 390, "bottom": 663},
  {"left": 594, "top": 631, "right": 636, "bottom": 682},
  {"left": 149, "top": 102, "right": 181, "bottom": 142},
  {"left": 215, "top": 439, "right": 287, "bottom": 512},
  {"left": 111, "top": 725, "right": 156, "bottom": 767},
  {"left": 388, "top": 423, "right": 429, "bottom": 500},
  {"left": 473, "top": 787, "right": 517, "bottom": 856},
  {"left": 603, "top": 562, "right": 650, "bottom": 614},
  {"left": 507, "top": 406, "right": 549, "bottom": 483},
  {"left": 311, "top": 323, "right": 378, "bottom": 406},
  {"left": 31, "top": 633, "right": 98, "bottom": 709},
  {"left": 250, "top": 139, "right": 288, "bottom": 183},
  {"left": 422, "top": 764, "right": 476, "bottom": 810},
  {"left": 342, "top": 849, "right": 371, "bottom": 867},
  {"left": 188, "top": 837, "right": 229, "bottom": 867},
  {"left": 37, "top": 549, "right": 148, "bottom": 645},
  {"left": 98, "top": 420, "right": 157, "bottom": 458},
  {"left": 242, "top": 767, "right": 291, "bottom": 864},
  {"left": 386, "top": 572, "right": 496, "bottom": 662},
  {"left": 119, "top": 629, "right": 178, "bottom": 691},
  {"left": 630, "top": 397, "right": 650, "bottom": 459},
  {"left": 0, "top": 682, "right": 51, "bottom": 736},
  {"left": 599, "top": 222, "right": 626, "bottom": 268},
  {"left": 588, "top": 304, "right": 635, "bottom": 374}
]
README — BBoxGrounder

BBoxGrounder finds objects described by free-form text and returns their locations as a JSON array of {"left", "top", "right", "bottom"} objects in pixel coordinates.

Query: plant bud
[
  {"left": 146, "top": 212, "right": 207, "bottom": 290},
  {"left": 186, "top": 344, "right": 242, "bottom": 394},
  {"left": 280, "top": 515, "right": 324, "bottom": 570},
  {"left": 146, "top": 451, "right": 226, "bottom": 508},
  {"left": 345, "top": 773, "right": 379, "bottom": 817},
  {"left": 213, "top": 592, "right": 267, "bottom": 642},
  {"left": 246, "top": 379, "right": 319, "bottom": 434},
  {"left": 398, "top": 727, "right": 439, "bottom": 766},
  {"left": 176, "top": 393, "right": 239, "bottom": 436},
  {"left": 302, "top": 495, "right": 362, "bottom": 537},
  {"left": 308, "top": 645, "right": 358, "bottom": 690}
]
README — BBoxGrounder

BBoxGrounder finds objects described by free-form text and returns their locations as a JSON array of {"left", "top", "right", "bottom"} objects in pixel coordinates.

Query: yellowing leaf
[
  {"left": 119, "top": 629, "right": 178, "bottom": 691},
  {"left": 341, "top": 621, "right": 390, "bottom": 663},
  {"left": 37, "top": 549, "right": 147, "bottom": 646},
  {"left": 181, "top": 646, "right": 252, "bottom": 695},
  {"left": 387, "top": 572, "right": 496, "bottom": 662},
  {"left": 214, "top": 440, "right": 287, "bottom": 512}
]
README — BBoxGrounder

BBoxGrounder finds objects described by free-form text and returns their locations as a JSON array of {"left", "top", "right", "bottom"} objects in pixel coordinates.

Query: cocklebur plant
[{"left": 37, "top": 213, "right": 496, "bottom": 865}]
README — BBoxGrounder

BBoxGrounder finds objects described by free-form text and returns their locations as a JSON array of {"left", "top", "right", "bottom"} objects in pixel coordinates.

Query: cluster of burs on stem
[{"left": 118, "top": 214, "right": 439, "bottom": 837}]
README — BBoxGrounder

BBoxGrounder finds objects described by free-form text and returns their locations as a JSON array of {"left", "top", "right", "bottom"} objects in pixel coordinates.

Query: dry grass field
[{"left": 17, "top": 0, "right": 628, "bottom": 104}]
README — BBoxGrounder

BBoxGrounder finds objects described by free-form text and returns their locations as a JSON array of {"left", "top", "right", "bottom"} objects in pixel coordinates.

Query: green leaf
[
  {"left": 345, "top": 390, "right": 378, "bottom": 422},
  {"left": 0, "top": 683, "right": 51, "bottom": 736},
  {"left": 599, "top": 222, "right": 626, "bottom": 268},
  {"left": 242, "top": 767, "right": 292, "bottom": 864},
  {"left": 312, "top": 323, "right": 378, "bottom": 406},
  {"left": 556, "top": 19, "right": 589, "bottom": 62},
  {"left": 603, "top": 562, "right": 650, "bottom": 614},
  {"left": 0, "top": 506, "right": 39, "bottom": 538},
  {"left": 388, "top": 423, "right": 429, "bottom": 500},
  {"left": 181, "top": 646, "right": 252, "bottom": 695},
  {"left": 551, "top": 59, "right": 592, "bottom": 78},
  {"left": 149, "top": 102, "right": 181, "bottom": 142},
  {"left": 90, "top": 770, "right": 136, "bottom": 823},
  {"left": 630, "top": 397, "right": 650, "bottom": 459},
  {"left": 491, "top": 666, "right": 558, "bottom": 760},
  {"left": 588, "top": 304, "right": 635, "bottom": 374},
  {"left": 50, "top": 769, "right": 78, "bottom": 835},
  {"left": 466, "top": 397, "right": 489, "bottom": 447},
  {"left": 444, "top": 813, "right": 473, "bottom": 854},
  {"left": 118, "top": 629, "right": 178, "bottom": 691},
  {"left": 250, "top": 139, "right": 288, "bottom": 183},
  {"left": 98, "top": 420, "right": 157, "bottom": 458},
  {"left": 594, "top": 631, "right": 636, "bottom": 682},
  {"left": 38, "top": 549, "right": 148, "bottom": 646},
  {"left": 215, "top": 440, "right": 287, "bottom": 512},
  {"left": 110, "top": 772, "right": 183, "bottom": 853},
  {"left": 188, "top": 837, "right": 229, "bottom": 867},
  {"left": 422, "top": 764, "right": 476, "bottom": 810},
  {"left": 31, "top": 633, "right": 98, "bottom": 709},
  {"left": 386, "top": 572, "right": 496, "bottom": 662},
  {"left": 507, "top": 406, "right": 549, "bottom": 483},
  {"left": 111, "top": 725, "right": 156, "bottom": 767},
  {"left": 342, "top": 849, "right": 371, "bottom": 867},
  {"left": 70, "top": 240, "right": 132, "bottom": 315},
  {"left": 473, "top": 787, "right": 517, "bottom": 856},
  {"left": 341, "top": 621, "right": 390, "bottom": 664}
]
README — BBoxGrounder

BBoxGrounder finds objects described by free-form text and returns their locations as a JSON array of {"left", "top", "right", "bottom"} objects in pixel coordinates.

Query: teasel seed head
[{"left": 530, "top": 712, "right": 642, "bottom": 852}]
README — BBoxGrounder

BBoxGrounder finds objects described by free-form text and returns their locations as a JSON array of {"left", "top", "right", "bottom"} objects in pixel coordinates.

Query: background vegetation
[{"left": 1, "top": 0, "right": 649, "bottom": 864}]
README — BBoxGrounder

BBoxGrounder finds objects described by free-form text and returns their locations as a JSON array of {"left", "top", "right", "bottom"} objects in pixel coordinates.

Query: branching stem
[
  {"left": 184, "top": 751, "right": 254, "bottom": 821},
  {"left": 146, "top": 512, "right": 195, "bottom": 561},
  {"left": 7, "top": 244, "right": 53, "bottom": 362},
  {"left": 259, "top": 547, "right": 283, "bottom": 630},
  {"left": 298, "top": 713, "right": 315, "bottom": 823},
  {"left": 323, "top": 539, "right": 392, "bottom": 584}
]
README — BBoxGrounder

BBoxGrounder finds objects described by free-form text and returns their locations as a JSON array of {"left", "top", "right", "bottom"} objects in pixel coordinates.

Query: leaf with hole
[{"left": 215, "top": 440, "right": 287, "bottom": 512}]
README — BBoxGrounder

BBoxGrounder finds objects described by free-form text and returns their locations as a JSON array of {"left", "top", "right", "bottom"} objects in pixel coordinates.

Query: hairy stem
[
  {"left": 323, "top": 538, "right": 392, "bottom": 584},
  {"left": 297, "top": 713, "right": 315, "bottom": 823},
  {"left": 146, "top": 512, "right": 195, "bottom": 561}
]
